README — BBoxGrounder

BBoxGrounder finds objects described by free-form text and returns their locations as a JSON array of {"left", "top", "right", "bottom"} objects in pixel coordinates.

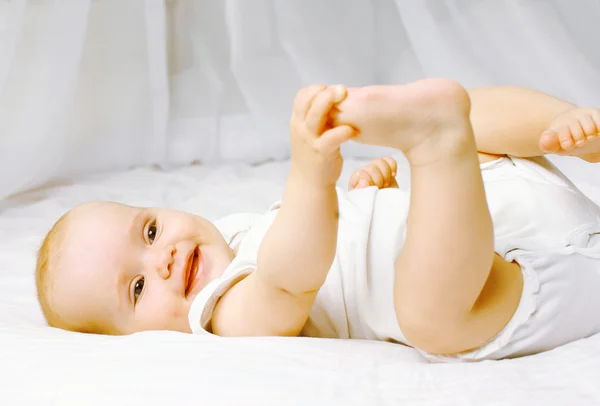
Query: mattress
[{"left": 1, "top": 154, "right": 599, "bottom": 406}]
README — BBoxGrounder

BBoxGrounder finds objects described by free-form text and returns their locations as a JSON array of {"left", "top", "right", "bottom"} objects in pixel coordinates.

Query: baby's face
[{"left": 53, "top": 202, "right": 234, "bottom": 334}]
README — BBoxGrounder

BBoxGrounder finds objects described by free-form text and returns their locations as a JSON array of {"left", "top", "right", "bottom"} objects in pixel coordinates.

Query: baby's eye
[
  {"left": 133, "top": 277, "right": 145, "bottom": 304},
  {"left": 147, "top": 222, "right": 157, "bottom": 244}
]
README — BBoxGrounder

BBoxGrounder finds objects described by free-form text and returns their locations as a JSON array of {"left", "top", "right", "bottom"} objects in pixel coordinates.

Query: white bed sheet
[{"left": 1, "top": 154, "right": 599, "bottom": 406}]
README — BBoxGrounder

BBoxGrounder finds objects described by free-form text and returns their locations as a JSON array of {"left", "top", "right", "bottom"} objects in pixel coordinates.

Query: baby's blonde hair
[{"left": 35, "top": 211, "right": 73, "bottom": 330}]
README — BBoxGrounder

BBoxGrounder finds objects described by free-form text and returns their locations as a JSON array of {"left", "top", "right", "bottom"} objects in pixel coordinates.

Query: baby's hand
[
  {"left": 290, "top": 84, "right": 357, "bottom": 187},
  {"left": 349, "top": 156, "right": 399, "bottom": 190}
]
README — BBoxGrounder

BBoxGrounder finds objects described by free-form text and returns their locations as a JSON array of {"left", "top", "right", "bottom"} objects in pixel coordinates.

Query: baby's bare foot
[
  {"left": 331, "top": 78, "right": 473, "bottom": 165},
  {"left": 539, "top": 107, "right": 600, "bottom": 163}
]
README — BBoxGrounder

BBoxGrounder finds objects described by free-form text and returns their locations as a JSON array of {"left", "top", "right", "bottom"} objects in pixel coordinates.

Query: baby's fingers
[
  {"left": 315, "top": 125, "right": 356, "bottom": 153},
  {"left": 349, "top": 164, "right": 384, "bottom": 190},
  {"left": 383, "top": 157, "right": 399, "bottom": 188},
  {"left": 349, "top": 170, "right": 374, "bottom": 190},
  {"left": 292, "top": 84, "right": 327, "bottom": 120},
  {"left": 373, "top": 157, "right": 397, "bottom": 186},
  {"left": 349, "top": 156, "right": 400, "bottom": 190},
  {"left": 363, "top": 163, "right": 385, "bottom": 188},
  {"left": 306, "top": 85, "right": 347, "bottom": 134},
  {"left": 381, "top": 156, "right": 398, "bottom": 177}
]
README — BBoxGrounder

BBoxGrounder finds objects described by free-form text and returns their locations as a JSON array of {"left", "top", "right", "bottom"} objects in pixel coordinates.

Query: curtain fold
[
  {"left": 0, "top": 0, "right": 26, "bottom": 97},
  {"left": 144, "top": 0, "right": 169, "bottom": 168},
  {"left": 1, "top": 0, "right": 599, "bottom": 200},
  {"left": 1, "top": 0, "right": 91, "bottom": 198}
]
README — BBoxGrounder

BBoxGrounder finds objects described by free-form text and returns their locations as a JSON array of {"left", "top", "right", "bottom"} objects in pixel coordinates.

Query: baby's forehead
[
  {"left": 71, "top": 201, "right": 132, "bottom": 220},
  {"left": 66, "top": 201, "right": 136, "bottom": 233},
  {"left": 61, "top": 201, "right": 138, "bottom": 264}
]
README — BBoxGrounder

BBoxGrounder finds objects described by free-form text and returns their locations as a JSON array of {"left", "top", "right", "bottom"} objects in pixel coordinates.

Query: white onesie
[{"left": 188, "top": 156, "right": 600, "bottom": 361}]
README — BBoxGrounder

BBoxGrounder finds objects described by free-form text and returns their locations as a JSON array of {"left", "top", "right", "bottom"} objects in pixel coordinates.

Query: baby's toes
[
  {"left": 592, "top": 110, "right": 600, "bottom": 134},
  {"left": 579, "top": 115, "right": 598, "bottom": 139},
  {"left": 539, "top": 129, "right": 561, "bottom": 153},
  {"left": 569, "top": 120, "right": 587, "bottom": 147},
  {"left": 556, "top": 125, "right": 576, "bottom": 151}
]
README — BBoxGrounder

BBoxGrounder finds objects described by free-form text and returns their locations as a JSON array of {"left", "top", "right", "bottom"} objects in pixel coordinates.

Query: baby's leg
[
  {"left": 333, "top": 79, "right": 523, "bottom": 355},
  {"left": 467, "top": 86, "right": 574, "bottom": 158}
]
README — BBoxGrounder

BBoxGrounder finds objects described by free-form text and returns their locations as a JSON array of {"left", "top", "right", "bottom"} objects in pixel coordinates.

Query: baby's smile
[{"left": 184, "top": 246, "right": 203, "bottom": 297}]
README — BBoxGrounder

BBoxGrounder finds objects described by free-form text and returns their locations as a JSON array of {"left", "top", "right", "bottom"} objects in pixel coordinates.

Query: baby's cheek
[
  {"left": 164, "top": 299, "right": 191, "bottom": 332},
  {"left": 137, "top": 300, "right": 172, "bottom": 331},
  {"left": 139, "top": 291, "right": 191, "bottom": 332}
]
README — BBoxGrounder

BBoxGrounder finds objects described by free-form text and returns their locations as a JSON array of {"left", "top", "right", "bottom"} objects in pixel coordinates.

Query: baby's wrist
[{"left": 288, "top": 165, "right": 337, "bottom": 191}]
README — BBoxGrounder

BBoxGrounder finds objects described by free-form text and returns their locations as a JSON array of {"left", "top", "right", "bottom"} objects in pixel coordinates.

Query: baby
[{"left": 35, "top": 79, "right": 600, "bottom": 361}]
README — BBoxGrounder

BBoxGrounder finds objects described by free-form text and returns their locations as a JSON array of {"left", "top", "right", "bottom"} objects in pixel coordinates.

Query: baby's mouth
[{"left": 184, "top": 246, "right": 203, "bottom": 297}]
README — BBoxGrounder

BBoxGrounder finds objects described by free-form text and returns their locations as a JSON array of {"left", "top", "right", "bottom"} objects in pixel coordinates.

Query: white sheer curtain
[{"left": 1, "top": 0, "right": 600, "bottom": 199}]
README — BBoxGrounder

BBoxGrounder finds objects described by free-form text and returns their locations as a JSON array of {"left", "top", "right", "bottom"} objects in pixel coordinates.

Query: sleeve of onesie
[
  {"left": 188, "top": 213, "right": 259, "bottom": 334},
  {"left": 187, "top": 263, "right": 254, "bottom": 334}
]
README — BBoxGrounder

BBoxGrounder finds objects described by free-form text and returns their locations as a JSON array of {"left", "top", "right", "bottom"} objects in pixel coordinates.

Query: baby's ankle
[{"left": 405, "top": 127, "right": 477, "bottom": 167}]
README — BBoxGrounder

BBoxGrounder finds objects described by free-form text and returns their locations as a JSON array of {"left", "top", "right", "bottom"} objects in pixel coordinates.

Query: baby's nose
[{"left": 154, "top": 245, "right": 175, "bottom": 279}]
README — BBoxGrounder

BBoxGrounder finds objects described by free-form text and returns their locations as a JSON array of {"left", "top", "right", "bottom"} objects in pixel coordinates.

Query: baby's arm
[
  {"left": 211, "top": 85, "right": 355, "bottom": 337},
  {"left": 469, "top": 86, "right": 575, "bottom": 157}
]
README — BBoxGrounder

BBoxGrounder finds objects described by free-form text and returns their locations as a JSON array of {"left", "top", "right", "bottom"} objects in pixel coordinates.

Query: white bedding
[{"left": 1, "top": 154, "right": 600, "bottom": 406}]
